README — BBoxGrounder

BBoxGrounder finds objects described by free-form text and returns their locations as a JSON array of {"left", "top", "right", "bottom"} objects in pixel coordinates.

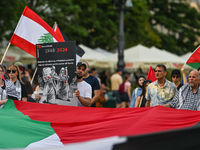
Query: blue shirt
[
  {"left": 129, "top": 87, "right": 142, "bottom": 108},
  {"left": 83, "top": 75, "right": 100, "bottom": 107}
]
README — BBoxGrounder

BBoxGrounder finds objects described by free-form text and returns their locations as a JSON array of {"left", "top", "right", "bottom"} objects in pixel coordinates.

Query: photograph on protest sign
[{"left": 36, "top": 41, "right": 78, "bottom": 106}]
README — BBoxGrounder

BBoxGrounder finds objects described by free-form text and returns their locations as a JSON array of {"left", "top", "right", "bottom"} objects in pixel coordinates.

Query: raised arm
[{"left": 181, "top": 67, "right": 187, "bottom": 84}]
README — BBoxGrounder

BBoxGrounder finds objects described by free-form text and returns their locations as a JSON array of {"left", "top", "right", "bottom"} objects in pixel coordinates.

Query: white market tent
[
  {"left": 94, "top": 47, "right": 114, "bottom": 57},
  {"left": 150, "top": 46, "right": 185, "bottom": 68},
  {"left": 79, "top": 44, "right": 109, "bottom": 67},
  {"left": 99, "top": 44, "right": 186, "bottom": 70},
  {"left": 180, "top": 52, "right": 192, "bottom": 61}
]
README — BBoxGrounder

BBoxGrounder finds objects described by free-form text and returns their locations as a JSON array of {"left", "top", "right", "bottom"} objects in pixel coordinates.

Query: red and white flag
[{"left": 10, "top": 6, "right": 62, "bottom": 57}]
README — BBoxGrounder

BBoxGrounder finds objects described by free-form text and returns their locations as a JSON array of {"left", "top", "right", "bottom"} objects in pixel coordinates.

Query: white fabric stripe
[
  {"left": 14, "top": 15, "right": 57, "bottom": 45},
  {"left": 24, "top": 136, "right": 126, "bottom": 150},
  {"left": 24, "top": 133, "right": 64, "bottom": 149}
]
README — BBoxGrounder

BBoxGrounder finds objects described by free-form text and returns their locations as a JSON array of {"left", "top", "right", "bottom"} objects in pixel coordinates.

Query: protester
[
  {"left": 14, "top": 62, "right": 33, "bottom": 97},
  {"left": 99, "top": 70, "right": 110, "bottom": 91},
  {"left": 0, "top": 64, "right": 18, "bottom": 108},
  {"left": 135, "top": 80, "right": 152, "bottom": 107},
  {"left": 171, "top": 69, "right": 183, "bottom": 90},
  {"left": 90, "top": 67, "right": 97, "bottom": 77},
  {"left": 120, "top": 74, "right": 131, "bottom": 108},
  {"left": 163, "top": 70, "right": 200, "bottom": 110},
  {"left": 7, "top": 64, "right": 27, "bottom": 102},
  {"left": 75, "top": 62, "right": 92, "bottom": 107},
  {"left": 96, "top": 83, "right": 108, "bottom": 107},
  {"left": 83, "top": 62, "right": 100, "bottom": 107},
  {"left": 181, "top": 66, "right": 188, "bottom": 84},
  {"left": 2, "top": 65, "right": 8, "bottom": 80},
  {"left": 110, "top": 68, "right": 123, "bottom": 108},
  {"left": 129, "top": 75, "right": 146, "bottom": 108},
  {"left": 145, "top": 64, "right": 177, "bottom": 107}
]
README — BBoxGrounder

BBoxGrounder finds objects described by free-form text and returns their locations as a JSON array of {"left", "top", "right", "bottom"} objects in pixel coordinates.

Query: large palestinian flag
[{"left": 1, "top": 99, "right": 200, "bottom": 149}]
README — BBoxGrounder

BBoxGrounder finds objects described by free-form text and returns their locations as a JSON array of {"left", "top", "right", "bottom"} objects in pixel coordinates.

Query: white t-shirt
[{"left": 77, "top": 80, "right": 92, "bottom": 107}]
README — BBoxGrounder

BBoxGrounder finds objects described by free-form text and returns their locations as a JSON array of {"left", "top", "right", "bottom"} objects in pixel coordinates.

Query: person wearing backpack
[
  {"left": 120, "top": 74, "right": 131, "bottom": 108},
  {"left": 129, "top": 75, "right": 146, "bottom": 108}
]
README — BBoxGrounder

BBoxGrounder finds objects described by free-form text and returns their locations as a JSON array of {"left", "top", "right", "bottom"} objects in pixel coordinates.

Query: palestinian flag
[
  {"left": 185, "top": 45, "right": 200, "bottom": 69},
  {"left": 2, "top": 99, "right": 200, "bottom": 149},
  {"left": 10, "top": 6, "right": 62, "bottom": 57},
  {"left": 53, "top": 22, "right": 85, "bottom": 64}
]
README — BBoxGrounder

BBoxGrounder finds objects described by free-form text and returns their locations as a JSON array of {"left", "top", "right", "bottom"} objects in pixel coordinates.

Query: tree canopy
[{"left": 0, "top": 0, "right": 200, "bottom": 54}]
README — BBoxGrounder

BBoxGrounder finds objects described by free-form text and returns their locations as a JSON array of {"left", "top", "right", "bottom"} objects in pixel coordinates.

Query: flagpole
[
  {"left": 0, "top": 42, "right": 11, "bottom": 64},
  {"left": 31, "top": 67, "right": 37, "bottom": 85},
  {"left": 53, "top": 22, "right": 57, "bottom": 30}
]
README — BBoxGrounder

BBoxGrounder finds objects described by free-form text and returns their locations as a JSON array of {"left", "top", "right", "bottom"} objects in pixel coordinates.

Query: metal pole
[{"left": 117, "top": 3, "right": 125, "bottom": 70}]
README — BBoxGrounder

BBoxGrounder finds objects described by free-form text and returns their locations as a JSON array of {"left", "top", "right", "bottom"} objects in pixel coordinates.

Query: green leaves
[{"left": 0, "top": 0, "right": 199, "bottom": 55}]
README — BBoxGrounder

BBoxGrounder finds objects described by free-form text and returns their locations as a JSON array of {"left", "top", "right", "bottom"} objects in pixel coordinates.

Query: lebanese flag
[
  {"left": 53, "top": 23, "right": 85, "bottom": 64},
  {"left": 10, "top": 6, "right": 62, "bottom": 57},
  {"left": 146, "top": 66, "right": 157, "bottom": 82},
  {"left": 185, "top": 45, "right": 200, "bottom": 69},
  {"left": 2, "top": 99, "right": 200, "bottom": 149}
]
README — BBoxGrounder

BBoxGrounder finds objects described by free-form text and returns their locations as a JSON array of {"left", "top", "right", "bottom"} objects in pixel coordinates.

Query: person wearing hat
[
  {"left": 75, "top": 62, "right": 92, "bottom": 107},
  {"left": 129, "top": 75, "right": 146, "bottom": 107},
  {"left": 14, "top": 62, "right": 33, "bottom": 97},
  {"left": 110, "top": 68, "right": 123, "bottom": 108},
  {"left": 163, "top": 70, "right": 200, "bottom": 110},
  {"left": 171, "top": 69, "right": 183, "bottom": 91}
]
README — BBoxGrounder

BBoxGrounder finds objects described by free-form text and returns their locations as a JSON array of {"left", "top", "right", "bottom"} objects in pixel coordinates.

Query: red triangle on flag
[{"left": 146, "top": 66, "right": 157, "bottom": 82}]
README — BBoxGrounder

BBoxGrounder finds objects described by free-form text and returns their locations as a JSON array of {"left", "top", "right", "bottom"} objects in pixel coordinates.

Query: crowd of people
[
  {"left": 110, "top": 64, "right": 200, "bottom": 111},
  {"left": 0, "top": 61, "right": 200, "bottom": 111}
]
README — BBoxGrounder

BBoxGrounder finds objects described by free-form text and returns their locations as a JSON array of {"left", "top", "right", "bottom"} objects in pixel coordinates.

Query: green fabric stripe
[
  {"left": 186, "top": 62, "right": 200, "bottom": 70},
  {"left": 0, "top": 99, "right": 55, "bottom": 149}
]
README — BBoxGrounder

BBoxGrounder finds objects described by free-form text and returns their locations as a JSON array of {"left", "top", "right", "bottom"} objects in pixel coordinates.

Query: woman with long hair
[
  {"left": 7, "top": 64, "right": 27, "bottom": 102},
  {"left": 0, "top": 64, "right": 18, "bottom": 108},
  {"left": 135, "top": 80, "right": 152, "bottom": 108},
  {"left": 129, "top": 75, "right": 146, "bottom": 107}
]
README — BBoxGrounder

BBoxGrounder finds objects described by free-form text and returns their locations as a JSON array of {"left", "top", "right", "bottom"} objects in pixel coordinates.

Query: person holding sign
[{"left": 75, "top": 62, "right": 92, "bottom": 107}]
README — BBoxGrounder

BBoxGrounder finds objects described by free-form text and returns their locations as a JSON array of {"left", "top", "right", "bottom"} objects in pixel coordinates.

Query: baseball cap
[
  {"left": 116, "top": 68, "right": 122, "bottom": 72},
  {"left": 14, "top": 62, "right": 25, "bottom": 72},
  {"left": 171, "top": 69, "right": 181, "bottom": 77},
  {"left": 15, "top": 62, "right": 25, "bottom": 68},
  {"left": 77, "top": 62, "right": 87, "bottom": 69}
]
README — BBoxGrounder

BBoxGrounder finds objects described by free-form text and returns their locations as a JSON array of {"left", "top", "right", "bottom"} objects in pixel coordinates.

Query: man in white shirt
[{"left": 75, "top": 62, "right": 92, "bottom": 107}]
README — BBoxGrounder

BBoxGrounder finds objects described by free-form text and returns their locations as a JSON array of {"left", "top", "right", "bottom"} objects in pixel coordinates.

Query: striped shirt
[{"left": 169, "top": 86, "right": 200, "bottom": 110}]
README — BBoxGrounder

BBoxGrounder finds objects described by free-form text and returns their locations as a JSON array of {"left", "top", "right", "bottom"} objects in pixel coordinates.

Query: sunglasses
[
  {"left": 172, "top": 75, "right": 179, "bottom": 78},
  {"left": 7, "top": 70, "right": 17, "bottom": 74}
]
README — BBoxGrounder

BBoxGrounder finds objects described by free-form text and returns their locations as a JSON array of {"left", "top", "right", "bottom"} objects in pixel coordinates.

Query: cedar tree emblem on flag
[{"left": 10, "top": 6, "right": 62, "bottom": 57}]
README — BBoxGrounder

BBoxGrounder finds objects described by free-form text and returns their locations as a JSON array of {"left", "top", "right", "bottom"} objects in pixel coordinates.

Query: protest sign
[{"left": 36, "top": 42, "right": 78, "bottom": 106}]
